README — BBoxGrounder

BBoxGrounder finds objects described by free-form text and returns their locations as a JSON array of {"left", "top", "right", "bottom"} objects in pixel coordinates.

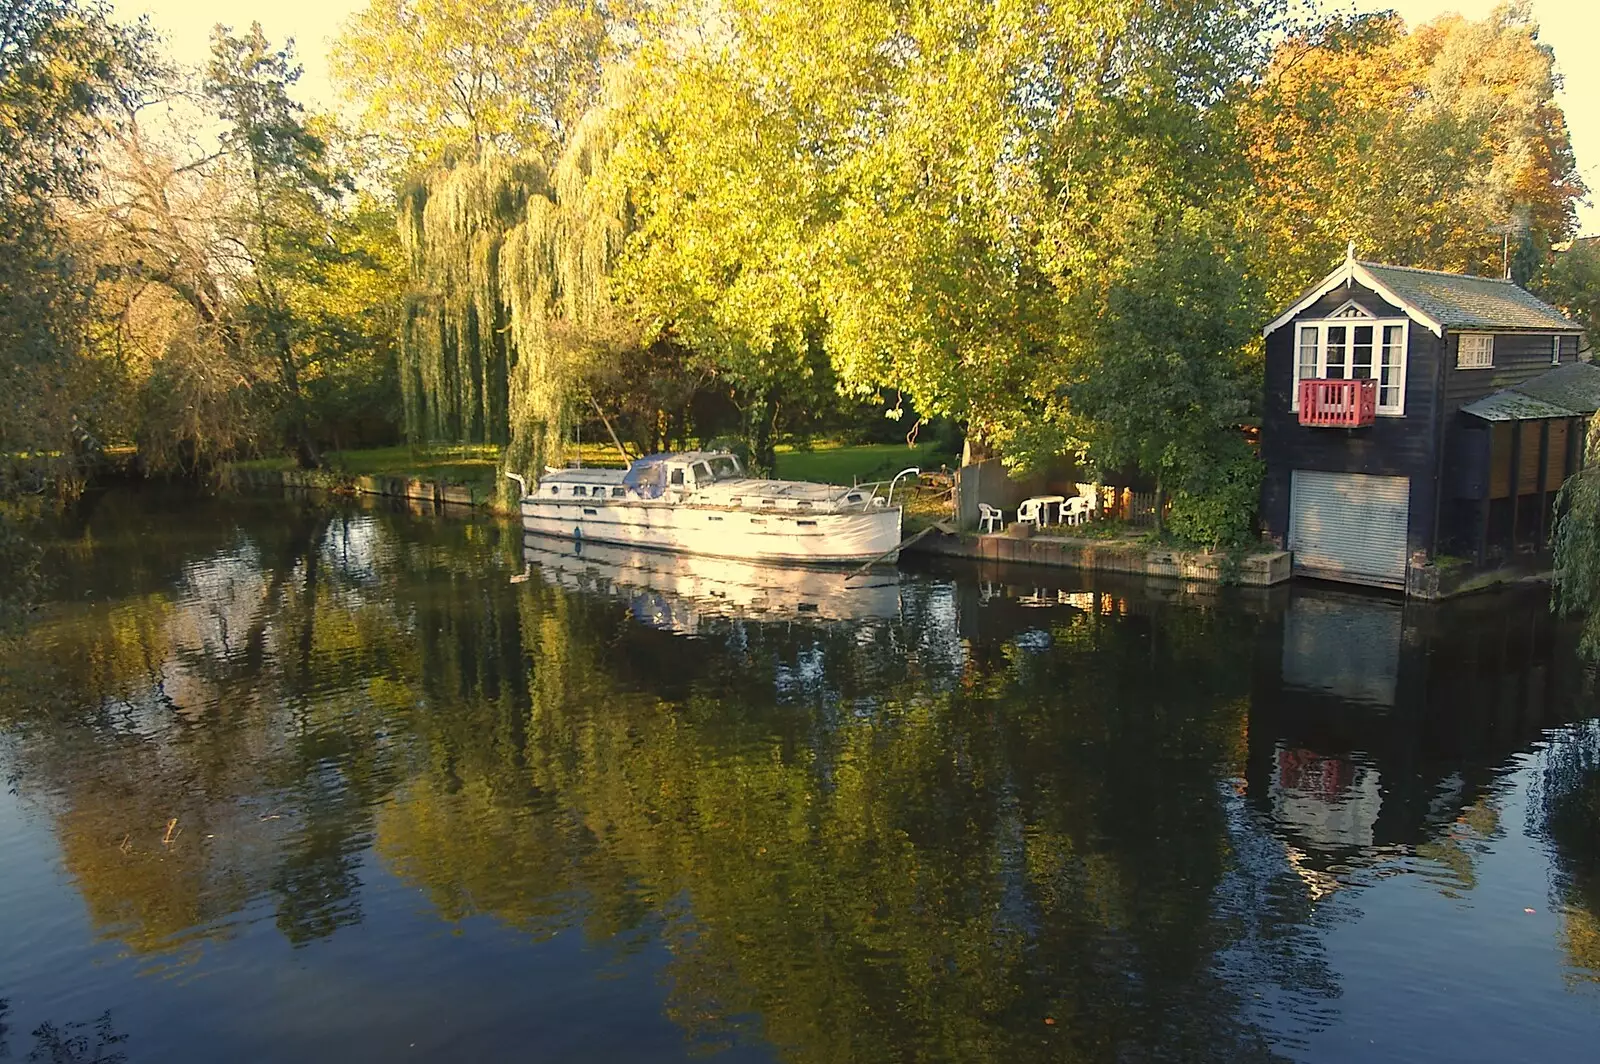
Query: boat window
[
  {"left": 611, "top": 486, "right": 627, "bottom": 498},
  {"left": 761, "top": 498, "right": 775, "bottom": 506},
  {"left": 710, "top": 456, "right": 740, "bottom": 478},
  {"left": 692, "top": 461, "right": 712, "bottom": 483},
  {"left": 795, "top": 501, "right": 811, "bottom": 509},
  {"left": 845, "top": 493, "right": 862, "bottom": 504},
  {"left": 548, "top": 485, "right": 560, "bottom": 495},
  {"left": 573, "top": 485, "right": 587, "bottom": 496},
  {"left": 669, "top": 468, "right": 685, "bottom": 487}
]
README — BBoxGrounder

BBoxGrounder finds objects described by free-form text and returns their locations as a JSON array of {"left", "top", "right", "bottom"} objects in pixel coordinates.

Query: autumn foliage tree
[
  {"left": 331, "top": 0, "right": 618, "bottom": 167},
  {"left": 340, "top": 0, "right": 1590, "bottom": 547},
  {"left": 1242, "top": 1, "right": 1585, "bottom": 308}
]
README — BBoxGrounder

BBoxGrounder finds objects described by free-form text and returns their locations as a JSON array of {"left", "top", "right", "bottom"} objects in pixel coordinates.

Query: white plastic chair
[
  {"left": 1016, "top": 498, "right": 1045, "bottom": 529},
  {"left": 1064, "top": 496, "right": 1092, "bottom": 526},
  {"left": 979, "top": 503, "right": 1006, "bottom": 533}
]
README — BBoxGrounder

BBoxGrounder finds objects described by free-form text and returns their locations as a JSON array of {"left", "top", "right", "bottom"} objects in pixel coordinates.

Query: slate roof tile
[{"left": 1359, "top": 262, "right": 1580, "bottom": 332}]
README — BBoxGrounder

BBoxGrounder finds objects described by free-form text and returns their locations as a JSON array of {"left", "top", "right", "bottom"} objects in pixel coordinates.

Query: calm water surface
[{"left": 1, "top": 489, "right": 1597, "bottom": 1062}]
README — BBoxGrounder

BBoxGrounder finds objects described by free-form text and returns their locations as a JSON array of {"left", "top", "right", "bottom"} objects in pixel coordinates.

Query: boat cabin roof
[
  {"left": 636, "top": 450, "right": 736, "bottom": 466},
  {"left": 541, "top": 467, "right": 626, "bottom": 484}
]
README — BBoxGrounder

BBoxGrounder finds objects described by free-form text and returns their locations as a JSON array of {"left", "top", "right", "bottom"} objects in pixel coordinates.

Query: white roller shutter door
[{"left": 1289, "top": 471, "right": 1409, "bottom": 587}]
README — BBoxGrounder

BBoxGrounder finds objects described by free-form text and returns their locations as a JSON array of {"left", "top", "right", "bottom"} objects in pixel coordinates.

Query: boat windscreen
[
  {"left": 622, "top": 456, "right": 670, "bottom": 499},
  {"left": 709, "top": 455, "right": 741, "bottom": 479}
]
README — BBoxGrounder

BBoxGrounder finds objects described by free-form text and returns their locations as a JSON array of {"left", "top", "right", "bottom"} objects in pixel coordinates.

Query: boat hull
[{"left": 520, "top": 498, "right": 903, "bottom": 564}]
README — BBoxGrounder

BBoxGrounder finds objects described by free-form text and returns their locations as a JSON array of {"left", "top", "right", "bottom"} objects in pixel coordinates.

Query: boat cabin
[
  {"left": 1260, "top": 251, "right": 1594, "bottom": 590},
  {"left": 535, "top": 451, "right": 899, "bottom": 513}
]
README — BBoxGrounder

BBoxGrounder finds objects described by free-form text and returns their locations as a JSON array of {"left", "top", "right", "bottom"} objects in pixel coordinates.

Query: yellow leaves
[
  {"left": 332, "top": 0, "right": 615, "bottom": 164},
  {"left": 1245, "top": 2, "right": 1582, "bottom": 307}
]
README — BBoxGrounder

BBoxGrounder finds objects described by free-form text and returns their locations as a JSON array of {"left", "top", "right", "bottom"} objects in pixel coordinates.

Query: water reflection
[
  {"left": 521, "top": 536, "right": 910, "bottom": 632},
  {"left": 0, "top": 492, "right": 1596, "bottom": 1062}
]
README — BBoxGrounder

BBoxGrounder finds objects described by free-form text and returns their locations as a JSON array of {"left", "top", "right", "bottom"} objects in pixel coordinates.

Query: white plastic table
[{"left": 1020, "top": 495, "right": 1066, "bottom": 528}]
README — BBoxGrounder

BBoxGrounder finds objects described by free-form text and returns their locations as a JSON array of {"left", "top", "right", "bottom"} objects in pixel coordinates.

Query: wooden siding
[
  {"left": 1446, "top": 424, "right": 1490, "bottom": 499},
  {"left": 1546, "top": 419, "right": 1569, "bottom": 486},
  {"left": 1454, "top": 413, "right": 1579, "bottom": 526},
  {"left": 1517, "top": 421, "right": 1542, "bottom": 492},
  {"left": 1261, "top": 280, "right": 1442, "bottom": 558},
  {"left": 1441, "top": 331, "right": 1578, "bottom": 413},
  {"left": 1488, "top": 423, "right": 1512, "bottom": 498},
  {"left": 1299, "top": 285, "right": 1408, "bottom": 320}
]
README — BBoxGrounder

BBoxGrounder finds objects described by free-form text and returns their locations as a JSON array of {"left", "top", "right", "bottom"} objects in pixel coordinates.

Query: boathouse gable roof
[{"left": 1265, "top": 257, "right": 1582, "bottom": 339}]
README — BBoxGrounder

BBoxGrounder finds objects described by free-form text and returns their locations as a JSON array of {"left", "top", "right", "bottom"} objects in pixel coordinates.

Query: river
[{"left": 0, "top": 488, "right": 1596, "bottom": 1062}]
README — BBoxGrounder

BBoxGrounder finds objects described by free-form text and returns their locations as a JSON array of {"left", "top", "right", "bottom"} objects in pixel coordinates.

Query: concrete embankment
[
  {"left": 905, "top": 528, "right": 1291, "bottom": 586},
  {"left": 221, "top": 466, "right": 510, "bottom": 513}
]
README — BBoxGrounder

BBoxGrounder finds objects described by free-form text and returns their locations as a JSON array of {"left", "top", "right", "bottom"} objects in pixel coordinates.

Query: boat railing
[{"left": 850, "top": 468, "right": 921, "bottom": 511}]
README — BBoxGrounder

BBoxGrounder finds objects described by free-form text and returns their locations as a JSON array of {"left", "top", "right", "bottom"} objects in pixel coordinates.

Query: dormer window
[
  {"left": 1457, "top": 334, "right": 1493, "bottom": 369},
  {"left": 1293, "top": 318, "right": 1408, "bottom": 415}
]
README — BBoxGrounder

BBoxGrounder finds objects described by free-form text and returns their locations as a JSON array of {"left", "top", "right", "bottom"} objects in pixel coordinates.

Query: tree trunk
[
  {"left": 1154, "top": 472, "right": 1165, "bottom": 537},
  {"left": 962, "top": 434, "right": 995, "bottom": 466},
  {"left": 744, "top": 389, "right": 779, "bottom": 477}
]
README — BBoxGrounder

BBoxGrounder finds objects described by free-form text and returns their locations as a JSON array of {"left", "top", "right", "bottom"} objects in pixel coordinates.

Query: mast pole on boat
[{"left": 588, "top": 394, "right": 634, "bottom": 467}]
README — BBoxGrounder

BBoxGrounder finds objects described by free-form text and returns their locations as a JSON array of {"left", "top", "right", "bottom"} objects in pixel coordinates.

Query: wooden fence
[{"left": 1117, "top": 490, "right": 1168, "bottom": 528}]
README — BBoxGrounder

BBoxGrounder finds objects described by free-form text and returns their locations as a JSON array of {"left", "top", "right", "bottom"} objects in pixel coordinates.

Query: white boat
[
  {"left": 512, "top": 450, "right": 915, "bottom": 564},
  {"left": 520, "top": 537, "right": 904, "bottom": 632}
]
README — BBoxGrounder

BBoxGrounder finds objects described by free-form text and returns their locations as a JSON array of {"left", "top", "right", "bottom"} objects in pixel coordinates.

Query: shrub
[{"left": 1167, "top": 438, "right": 1263, "bottom": 550}]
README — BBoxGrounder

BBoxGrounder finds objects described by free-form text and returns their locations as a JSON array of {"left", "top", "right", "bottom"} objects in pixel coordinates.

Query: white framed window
[
  {"left": 1292, "top": 319, "right": 1409, "bottom": 415},
  {"left": 1457, "top": 333, "right": 1494, "bottom": 369},
  {"left": 1553, "top": 335, "right": 1562, "bottom": 365}
]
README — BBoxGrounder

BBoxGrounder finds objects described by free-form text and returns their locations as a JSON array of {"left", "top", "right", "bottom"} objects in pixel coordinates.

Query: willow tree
[{"left": 397, "top": 84, "right": 634, "bottom": 495}]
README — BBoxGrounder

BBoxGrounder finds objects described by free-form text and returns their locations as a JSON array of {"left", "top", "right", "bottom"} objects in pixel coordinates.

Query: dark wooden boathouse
[{"left": 1260, "top": 251, "right": 1594, "bottom": 589}]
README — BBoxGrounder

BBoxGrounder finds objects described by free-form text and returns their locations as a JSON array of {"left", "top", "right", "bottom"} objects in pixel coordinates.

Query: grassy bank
[
  {"left": 232, "top": 440, "right": 954, "bottom": 491},
  {"left": 773, "top": 440, "right": 954, "bottom": 485}
]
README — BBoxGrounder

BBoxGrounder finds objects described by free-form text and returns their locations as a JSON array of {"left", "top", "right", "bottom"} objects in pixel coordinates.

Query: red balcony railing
[{"left": 1298, "top": 378, "right": 1376, "bottom": 428}]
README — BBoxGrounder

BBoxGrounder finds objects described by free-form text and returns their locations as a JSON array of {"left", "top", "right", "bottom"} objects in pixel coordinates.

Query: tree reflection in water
[
  {"left": 0, "top": 490, "right": 1596, "bottom": 1061},
  {"left": 1535, "top": 720, "right": 1600, "bottom": 984},
  {"left": 0, "top": 999, "right": 128, "bottom": 1064}
]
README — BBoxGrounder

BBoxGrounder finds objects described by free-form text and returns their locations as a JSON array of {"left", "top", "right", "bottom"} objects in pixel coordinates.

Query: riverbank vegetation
[
  {"left": 233, "top": 439, "right": 957, "bottom": 494},
  {"left": 2, "top": 0, "right": 1593, "bottom": 618}
]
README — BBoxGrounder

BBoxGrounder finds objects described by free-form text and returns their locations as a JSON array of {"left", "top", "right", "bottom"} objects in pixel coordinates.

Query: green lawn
[
  {"left": 230, "top": 440, "right": 953, "bottom": 490},
  {"left": 234, "top": 444, "right": 506, "bottom": 489},
  {"left": 773, "top": 441, "right": 955, "bottom": 485}
]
